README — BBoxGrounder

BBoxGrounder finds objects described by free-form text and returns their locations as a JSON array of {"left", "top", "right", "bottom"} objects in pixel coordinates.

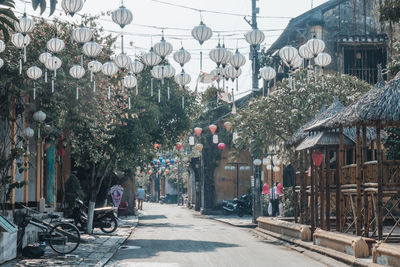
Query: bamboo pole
[
  {"left": 326, "top": 146, "right": 331, "bottom": 231},
  {"left": 356, "top": 125, "right": 362, "bottom": 236},
  {"left": 338, "top": 125, "right": 345, "bottom": 232},
  {"left": 376, "top": 122, "right": 383, "bottom": 240}
]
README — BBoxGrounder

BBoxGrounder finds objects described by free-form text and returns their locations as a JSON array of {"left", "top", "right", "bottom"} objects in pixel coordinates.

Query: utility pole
[{"left": 251, "top": 0, "right": 260, "bottom": 94}]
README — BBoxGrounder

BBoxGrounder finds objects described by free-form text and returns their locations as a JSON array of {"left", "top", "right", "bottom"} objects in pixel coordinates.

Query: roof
[
  {"left": 295, "top": 131, "right": 354, "bottom": 151},
  {"left": 268, "top": 0, "right": 348, "bottom": 53}
]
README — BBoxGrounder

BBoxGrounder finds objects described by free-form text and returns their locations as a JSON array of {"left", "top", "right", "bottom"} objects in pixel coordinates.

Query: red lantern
[
  {"left": 312, "top": 150, "right": 324, "bottom": 167},
  {"left": 218, "top": 143, "right": 226, "bottom": 150},
  {"left": 166, "top": 159, "right": 170, "bottom": 164},
  {"left": 209, "top": 124, "right": 217, "bottom": 135},
  {"left": 165, "top": 169, "right": 169, "bottom": 175},
  {"left": 148, "top": 170, "right": 153, "bottom": 175},
  {"left": 174, "top": 167, "right": 178, "bottom": 172},
  {"left": 176, "top": 142, "right": 183, "bottom": 151},
  {"left": 194, "top": 127, "right": 202, "bottom": 137},
  {"left": 158, "top": 170, "right": 162, "bottom": 175},
  {"left": 224, "top": 121, "right": 232, "bottom": 132},
  {"left": 154, "top": 143, "right": 160, "bottom": 149}
]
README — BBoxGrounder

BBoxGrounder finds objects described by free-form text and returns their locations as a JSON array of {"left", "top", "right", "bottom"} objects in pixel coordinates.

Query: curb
[
  {"left": 208, "top": 216, "right": 257, "bottom": 229},
  {"left": 254, "top": 227, "right": 382, "bottom": 267},
  {"left": 100, "top": 217, "right": 138, "bottom": 267}
]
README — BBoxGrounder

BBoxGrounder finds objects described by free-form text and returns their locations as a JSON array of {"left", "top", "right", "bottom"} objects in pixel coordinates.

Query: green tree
[{"left": 0, "top": 0, "right": 16, "bottom": 41}]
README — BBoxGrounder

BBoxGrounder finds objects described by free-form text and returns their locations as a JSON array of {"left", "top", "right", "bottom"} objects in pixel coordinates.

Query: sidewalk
[
  {"left": 4, "top": 216, "right": 138, "bottom": 267},
  {"left": 207, "top": 214, "right": 257, "bottom": 228}
]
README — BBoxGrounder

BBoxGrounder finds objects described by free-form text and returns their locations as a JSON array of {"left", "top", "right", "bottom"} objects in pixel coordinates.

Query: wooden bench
[
  {"left": 257, "top": 217, "right": 311, "bottom": 241},
  {"left": 373, "top": 241, "right": 400, "bottom": 266},
  {"left": 313, "top": 229, "right": 369, "bottom": 258}
]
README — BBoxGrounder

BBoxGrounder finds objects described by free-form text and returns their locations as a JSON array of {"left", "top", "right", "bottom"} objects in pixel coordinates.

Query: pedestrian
[
  {"left": 270, "top": 182, "right": 280, "bottom": 217},
  {"left": 137, "top": 186, "right": 146, "bottom": 210}
]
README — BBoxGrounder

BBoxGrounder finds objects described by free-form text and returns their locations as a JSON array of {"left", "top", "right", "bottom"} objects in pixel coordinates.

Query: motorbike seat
[{"left": 48, "top": 213, "right": 60, "bottom": 219}]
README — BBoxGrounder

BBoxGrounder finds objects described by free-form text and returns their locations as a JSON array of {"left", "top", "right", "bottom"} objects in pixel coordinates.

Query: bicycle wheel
[
  {"left": 100, "top": 216, "right": 118, "bottom": 233},
  {"left": 48, "top": 222, "right": 80, "bottom": 254}
]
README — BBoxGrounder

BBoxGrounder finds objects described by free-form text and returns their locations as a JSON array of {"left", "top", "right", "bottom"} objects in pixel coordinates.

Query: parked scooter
[
  {"left": 71, "top": 198, "right": 118, "bottom": 233},
  {"left": 222, "top": 194, "right": 252, "bottom": 217}
]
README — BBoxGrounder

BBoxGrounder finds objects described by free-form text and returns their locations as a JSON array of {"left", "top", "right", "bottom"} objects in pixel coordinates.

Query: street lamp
[
  {"left": 264, "top": 145, "right": 282, "bottom": 217},
  {"left": 252, "top": 158, "right": 262, "bottom": 223},
  {"left": 245, "top": 29, "right": 265, "bottom": 93}
]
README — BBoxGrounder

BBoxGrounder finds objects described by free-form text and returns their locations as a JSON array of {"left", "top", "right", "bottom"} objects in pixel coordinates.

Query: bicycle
[{"left": 17, "top": 204, "right": 81, "bottom": 255}]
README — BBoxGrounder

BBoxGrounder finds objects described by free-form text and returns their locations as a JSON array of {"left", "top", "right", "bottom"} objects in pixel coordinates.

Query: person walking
[
  {"left": 270, "top": 182, "right": 280, "bottom": 217},
  {"left": 137, "top": 186, "right": 146, "bottom": 210}
]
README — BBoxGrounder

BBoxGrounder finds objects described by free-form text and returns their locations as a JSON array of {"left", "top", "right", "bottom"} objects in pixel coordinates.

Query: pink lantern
[
  {"left": 218, "top": 143, "right": 226, "bottom": 150},
  {"left": 209, "top": 124, "right": 217, "bottom": 135},
  {"left": 166, "top": 159, "right": 170, "bottom": 164},
  {"left": 173, "top": 167, "right": 178, "bottom": 172},
  {"left": 176, "top": 142, "right": 183, "bottom": 151},
  {"left": 277, "top": 183, "right": 283, "bottom": 195},
  {"left": 262, "top": 183, "right": 270, "bottom": 195},
  {"left": 165, "top": 169, "right": 169, "bottom": 175},
  {"left": 158, "top": 170, "right": 162, "bottom": 175},
  {"left": 194, "top": 127, "right": 202, "bottom": 137},
  {"left": 148, "top": 170, "right": 153, "bottom": 175},
  {"left": 224, "top": 121, "right": 232, "bottom": 132}
]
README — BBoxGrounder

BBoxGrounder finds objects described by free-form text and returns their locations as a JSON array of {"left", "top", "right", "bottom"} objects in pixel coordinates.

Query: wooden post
[
  {"left": 294, "top": 151, "right": 298, "bottom": 223},
  {"left": 319, "top": 162, "right": 325, "bottom": 229},
  {"left": 338, "top": 125, "right": 345, "bottom": 232},
  {"left": 310, "top": 149, "right": 316, "bottom": 234},
  {"left": 376, "top": 122, "right": 383, "bottom": 240},
  {"left": 362, "top": 124, "right": 369, "bottom": 236},
  {"left": 356, "top": 125, "right": 362, "bottom": 236},
  {"left": 23, "top": 96, "right": 29, "bottom": 205},
  {"left": 326, "top": 146, "right": 331, "bottom": 231},
  {"left": 335, "top": 147, "right": 341, "bottom": 231},
  {"left": 300, "top": 150, "right": 306, "bottom": 224}
]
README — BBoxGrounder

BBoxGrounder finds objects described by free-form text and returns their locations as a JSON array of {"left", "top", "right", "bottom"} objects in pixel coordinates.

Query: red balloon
[
  {"left": 217, "top": 143, "right": 226, "bottom": 150},
  {"left": 209, "top": 124, "right": 217, "bottom": 135}
]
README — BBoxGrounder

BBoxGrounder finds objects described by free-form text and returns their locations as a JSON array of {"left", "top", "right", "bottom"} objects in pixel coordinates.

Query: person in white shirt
[{"left": 136, "top": 186, "right": 146, "bottom": 210}]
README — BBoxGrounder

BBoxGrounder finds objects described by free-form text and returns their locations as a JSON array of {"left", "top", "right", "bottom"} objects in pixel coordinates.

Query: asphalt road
[{"left": 107, "top": 203, "right": 348, "bottom": 267}]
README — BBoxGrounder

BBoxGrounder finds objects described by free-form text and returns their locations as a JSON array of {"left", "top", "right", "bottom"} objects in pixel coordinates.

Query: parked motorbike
[
  {"left": 222, "top": 194, "right": 252, "bottom": 217},
  {"left": 70, "top": 198, "right": 118, "bottom": 233}
]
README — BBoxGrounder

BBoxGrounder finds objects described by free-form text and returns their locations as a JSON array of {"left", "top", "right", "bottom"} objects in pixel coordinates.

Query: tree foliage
[{"left": 380, "top": 0, "right": 400, "bottom": 23}]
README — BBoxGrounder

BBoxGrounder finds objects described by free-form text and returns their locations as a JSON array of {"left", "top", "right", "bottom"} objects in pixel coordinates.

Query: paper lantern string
[
  {"left": 90, "top": 70, "right": 93, "bottom": 82},
  {"left": 51, "top": 79, "right": 55, "bottom": 93},
  {"left": 19, "top": 58, "right": 22, "bottom": 75},
  {"left": 136, "top": 83, "right": 138, "bottom": 95},
  {"left": 108, "top": 85, "right": 111, "bottom": 99},
  {"left": 93, "top": 80, "right": 96, "bottom": 92},
  {"left": 167, "top": 86, "right": 170, "bottom": 100},
  {"left": 33, "top": 81, "right": 36, "bottom": 100},
  {"left": 76, "top": 87, "right": 79, "bottom": 100},
  {"left": 128, "top": 96, "right": 131, "bottom": 109},
  {"left": 23, "top": 46, "right": 27, "bottom": 62},
  {"left": 151, "top": 78, "right": 153, "bottom": 96},
  {"left": 182, "top": 95, "right": 184, "bottom": 109},
  {"left": 158, "top": 88, "right": 160, "bottom": 103},
  {"left": 45, "top": 70, "right": 48, "bottom": 83}
]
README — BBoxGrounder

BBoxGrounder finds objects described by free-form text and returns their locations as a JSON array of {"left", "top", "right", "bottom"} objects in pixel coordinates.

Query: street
[{"left": 107, "top": 203, "right": 348, "bottom": 267}]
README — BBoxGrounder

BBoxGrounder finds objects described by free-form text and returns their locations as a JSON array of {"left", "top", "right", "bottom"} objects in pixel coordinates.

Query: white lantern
[
  {"left": 173, "top": 47, "right": 191, "bottom": 67},
  {"left": 273, "top": 166, "right": 280, "bottom": 173},
  {"left": 142, "top": 48, "right": 162, "bottom": 67},
  {"left": 39, "top": 52, "right": 51, "bottom": 64},
  {"left": 220, "top": 47, "right": 232, "bottom": 67},
  {"left": 154, "top": 36, "right": 173, "bottom": 59},
  {"left": 224, "top": 166, "right": 230, "bottom": 171},
  {"left": 212, "top": 134, "right": 218, "bottom": 144},
  {"left": 230, "top": 49, "right": 246, "bottom": 70},
  {"left": 209, "top": 43, "right": 229, "bottom": 67},
  {"left": 129, "top": 60, "right": 144, "bottom": 74},
  {"left": 211, "top": 67, "right": 223, "bottom": 80},
  {"left": 306, "top": 37, "right": 325, "bottom": 57},
  {"left": 27, "top": 66, "right": 42, "bottom": 80},
  {"left": 262, "top": 158, "right": 269, "bottom": 166},
  {"left": 23, "top": 127, "right": 34, "bottom": 138},
  {"left": 245, "top": 29, "right": 265, "bottom": 46},
  {"left": 112, "top": 5, "right": 133, "bottom": 28},
  {"left": 102, "top": 61, "right": 118, "bottom": 77},
  {"left": 224, "top": 65, "right": 238, "bottom": 80},
  {"left": 0, "top": 58, "right": 3, "bottom": 69},
  {"left": 299, "top": 44, "right": 313, "bottom": 59},
  {"left": 291, "top": 56, "right": 303, "bottom": 69},
  {"left": 315, "top": 53, "right": 332, "bottom": 68},
  {"left": 230, "top": 166, "right": 236, "bottom": 171},
  {"left": 189, "top": 136, "right": 195, "bottom": 146},
  {"left": 11, "top": 33, "right": 30, "bottom": 49},
  {"left": 253, "top": 159, "right": 262, "bottom": 166},
  {"left": 61, "top": 0, "right": 84, "bottom": 16},
  {"left": 192, "top": 21, "right": 212, "bottom": 45},
  {"left": 45, "top": 56, "right": 62, "bottom": 70},
  {"left": 123, "top": 74, "right": 137, "bottom": 88},
  {"left": 260, "top": 66, "right": 276, "bottom": 81},
  {"left": 47, "top": 37, "right": 65, "bottom": 54},
  {"left": 82, "top": 41, "right": 102, "bottom": 58},
  {"left": 73, "top": 25, "right": 93, "bottom": 44},
  {"left": 88, "top": 60, "right": 102, "bottom": 73},
  {"left": 279, "top": 45, "right": 298, "bottom": 65},
  {"left": 69, "top": 65, "right": 85, "bottom": 79},
  {"left": 33, "top": 110, "right": 46, "bottom": 122},
  {"left": 0, "top": 40, "right": 5, "bottom": 53},
  {"left": 266, "top": 164, "right": 272, "bottom": 170},
  {"left": 175, "top": 71, "right": 191, "bottom": 87},
  {"left": 114, "top": 53, "right": 132, "bottom": 70},
  {"left": 15, "top": 13, "right": 35, "bottom": 35},
  {"left": 151, "top": 65, "right": 165, "bottom": 80},
  {"left": 163, "top": 64, "right": 175, "bottom": 79}
]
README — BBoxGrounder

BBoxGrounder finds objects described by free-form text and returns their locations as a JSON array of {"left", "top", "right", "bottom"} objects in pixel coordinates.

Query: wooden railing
[{"left": 340, "top": 164, "right": 357, "bottom": 185}]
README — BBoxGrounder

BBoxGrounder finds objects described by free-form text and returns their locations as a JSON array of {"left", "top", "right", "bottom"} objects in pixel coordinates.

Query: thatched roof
[
  {"left": 295, "top": 131, "right": 354, "bottom": 151},
  {"left": 287, "top": 97, "right": 344, "bottom": 146}
]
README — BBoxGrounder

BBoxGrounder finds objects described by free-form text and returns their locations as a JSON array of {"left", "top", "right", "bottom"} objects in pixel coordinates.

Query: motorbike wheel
[
  {"left": 100, "top": 216, "right": 118, "bottom": 233},
  {"left": 223, "top": 209, "right": 230, "bottom": 216},
  {"left": 237, "top": 210, "right": 244, "bottom": 217}
]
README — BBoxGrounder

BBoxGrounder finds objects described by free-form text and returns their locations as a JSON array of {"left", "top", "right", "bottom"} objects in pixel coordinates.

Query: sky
[{"left": 17, "top": 0, "right": 329, "bottom": 98}]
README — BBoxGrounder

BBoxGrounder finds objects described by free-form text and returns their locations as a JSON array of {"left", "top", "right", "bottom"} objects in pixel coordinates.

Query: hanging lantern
[
  {"left": 163, "top": 64, "right": 175, "bottom": 79},
  {"left": 175, "top": 71, "right": 191, "bottom": 88},
  {"left": 196, "top": 144, "right": 203, "bottom": 152},
  {"left": 142, "top": 47, "right": 161, "bottom": 68},
  {"left": 33, "top": 110, "right": 46, "bottom": 123},
  {"left": 175, "top": 142, "right": 183, "bottom": 151},
  {"left": 194, "top": 127, "right": 202, "bottom": 137},
  {"left": 192, "top": 21, "right": 212, "bottom": 45},
  {"left": 23, "top": 127, "right": 34, "bottom": 139},
  {"left": 61, "top": 0, "right": 84, "bottom": 16},
  {"left": 15, "top": 13, "right": 35, "bottom": 35},
  {"left": 123, "top": 74, "right": 137, "bottom": 89},
  {"left": 306, "top": 37, "right": 325, "bottom": 57},
  {"left": 0, "top": 40, "right": 5, "bottom": 53},
  {"left": 0, "top": 58, "right": 3, "bottom": 69},
  {"left": 174, "top": 167, "right": 178, "bottom": 173},
  {"left": 47, "top": 36, "right": 65, "bottom": 54},
  {"left": 209, "top": 124, "right": 217, "bottom": 135},
  {"left": 224, "top": 122, "right": 232, "bottom": 132},
  {"left": 291, "top": 56, "right": 303, "bottom": 69},
  {"left": 88, "top": 60, "right": 102, "bottom": 73},
  {"left": 244, "top": 29, "right": 265, "bottom": 46},
  {"left": 165, "top": 169, "right": 170, "bottom": 175},
  {"left": 111, "top": 5, "right": 133, "bottom": 28},
  {"left": 150, "top": 65, "right": 165, "bottom": 81},
  {"left": 148, "top": 170, "right": 153, "bottom": 175},
  {"left": 82, "top": 40, "right": 102, "bottom": 58},
  {"left": 209, "top": 43, "right": 230, "bottom": 67},
  {"left": 102, "top": 61, "right": 118, "bottom": 77},
  {"left": 69, "top": 65, "right": 85, "bottom": 100},
  {"left": 224, "top": 65, "right": 238, "bottom": 80},
  {"left": 218, "top": 143, "right": 226, "bottom": 150},
  {"left": 114, "top": 53, "right": 132, "bottom": 70},
  {"left": 39, "top": 52, "right": 51, "bottom": 65},
  {"left": 220, "top": 46, "right": 232, "bottom": 68},
  {"left": 154, "top": 35, "right": 173, "bottom": 60},
  {"left": 315, "top": 53, "right": 332, "bottom": 68},
  {"left": 279, "top": 45, "right": 298, "bottom": 65},
  {"left": 211, "top": 67, "right": 223, "bottom": 81},
  {"left": 12, "top": 33, "right": 30, "bottom": 72},
  {"left": 129, "top": 59, "right": 144, "bottom": 74},
  {"left": 173, "top": 47, "right": 191, "bottom": 67},
  {"left": 27, "top": 66, "right": 42, "bottom": 100},
  {"left": 299, "top": 44, "right": 313, "bottom": 59},
  {"left": 45, "top": 55, "right": 62, "bottom": 87},
  {"left": 273, "top": 166, "right": 281, "bottom": 173},
  {"left": 230, "top": 49, "right": 246, "bottom": 70},
  {"left": 212, "top": 134, "right": 218, "bottom": 144},
  {"left": 260, "top": 66, "right": 276, "bottom": 81},
  {"left": 73, "top": 25, "right": 93, "bottom": 44},
  {"left": 189, "top": 136, "right": 195, "bottom": 145}
]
